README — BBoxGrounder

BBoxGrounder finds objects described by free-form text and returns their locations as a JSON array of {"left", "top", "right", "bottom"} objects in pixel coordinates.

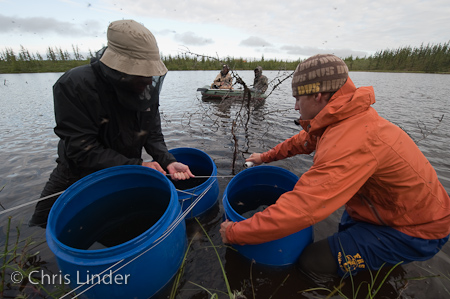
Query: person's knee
[
  {"left": 28, "top": 197, "right": 57, "bottom": 228},
  {"left": 298, "top": 238, "right": 338, "bottom": 276}
]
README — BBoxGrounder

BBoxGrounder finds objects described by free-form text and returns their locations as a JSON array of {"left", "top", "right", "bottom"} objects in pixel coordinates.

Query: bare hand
[
  {"left": 142, "top": 161, "right": 166, "bottom": 174},
  {"left": 246, "top": 153, "right": 263, "bottom": 166},
  {"left": 167, "top": 162, "right": 195, "bottom": 181},
  {"left": 220, "top": 220, "right": 234, "bottom": 244}
]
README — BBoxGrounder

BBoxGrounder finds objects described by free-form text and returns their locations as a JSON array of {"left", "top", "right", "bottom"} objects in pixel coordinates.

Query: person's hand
[
  {"left": 220, "top": 220, "right": 234, "bottom": 244},
  {"left": 246, "top": 153, "right": 263, "bottom": 166},
  {"left": 142, "top": 161, "right": 166, "bottom": 174},
  {"left": 167, "top": 162, "right": 195, "bottom": 181}
]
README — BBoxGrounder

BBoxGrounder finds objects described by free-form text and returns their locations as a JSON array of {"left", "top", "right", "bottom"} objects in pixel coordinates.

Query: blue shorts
[{"left": 327, "top": 210, "right": 449, "bottom": 277}]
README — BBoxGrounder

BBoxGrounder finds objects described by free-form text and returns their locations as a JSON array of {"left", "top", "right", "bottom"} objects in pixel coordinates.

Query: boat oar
[{"left": 196, "top": 88, "right": 208, "bottom": 92}]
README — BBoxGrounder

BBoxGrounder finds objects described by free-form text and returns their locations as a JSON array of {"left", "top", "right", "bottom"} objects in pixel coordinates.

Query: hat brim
[{"left": 100, "top": 47, "right": 168, "bottom": 77}]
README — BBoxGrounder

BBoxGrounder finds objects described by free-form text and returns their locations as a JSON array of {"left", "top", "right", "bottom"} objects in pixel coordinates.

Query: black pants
[
  {"left": 29, "top": 163, "right": 79, "bottom": 228},
  {"left": 297, "top": 238, "right": 339, "bottom": 280}
]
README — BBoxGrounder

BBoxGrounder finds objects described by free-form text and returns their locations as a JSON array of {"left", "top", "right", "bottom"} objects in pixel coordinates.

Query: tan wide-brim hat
[{"left": 100, "top": 19, "right": 168, "bottom": 77}]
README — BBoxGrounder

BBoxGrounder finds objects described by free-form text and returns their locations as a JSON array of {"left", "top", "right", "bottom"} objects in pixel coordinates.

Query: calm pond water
[{"left": 0, "top": 70, "right": 449, "bottom": 298}]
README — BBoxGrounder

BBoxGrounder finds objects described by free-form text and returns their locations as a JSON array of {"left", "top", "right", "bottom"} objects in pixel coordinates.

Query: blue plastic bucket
[
  {"left": 168, "top": 147, "right": 219, "bottom": 218},
  {"left": 223, "top": 165, "right": 313, "bottom": 266},
  {"left": 46, "top": 166, "right": 187, "bottom": 299}
]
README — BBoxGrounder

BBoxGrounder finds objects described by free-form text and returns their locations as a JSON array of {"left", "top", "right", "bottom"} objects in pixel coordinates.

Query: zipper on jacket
[{"left": 358, "top": 193, "right": 388, "bottom": 226}]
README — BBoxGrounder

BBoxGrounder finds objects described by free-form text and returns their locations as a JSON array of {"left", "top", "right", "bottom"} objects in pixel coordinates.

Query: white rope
[
  {"left": 176, "top": 189, "right": 197, "bottom": 196},
  {"left": 0, "top": 191, "right": 64, "bottom": 216},
  {"left": 0, "top": 175, "right": 230, "bottom": 215},
  {"left": 0, "top": 189, "right": 197, "bottom": 215},
  {"left": 166, "top": 174, "right": 234, "bottom": 178},
  {"left": 59, "top": 179, "right": 217, "bottom": 299}
]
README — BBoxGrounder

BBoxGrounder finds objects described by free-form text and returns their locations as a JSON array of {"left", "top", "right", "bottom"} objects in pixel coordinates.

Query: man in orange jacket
[{"left": 220, "top": 54, "right": 450, "bottom": 277}]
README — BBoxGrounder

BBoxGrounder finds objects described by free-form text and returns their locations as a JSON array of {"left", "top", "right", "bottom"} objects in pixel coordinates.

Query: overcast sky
[{"left": 1, "top": 0, "right": 449, "bottom": 61}]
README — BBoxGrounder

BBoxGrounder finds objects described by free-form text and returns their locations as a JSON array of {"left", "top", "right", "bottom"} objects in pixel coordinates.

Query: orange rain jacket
[{"left": 226, "top": 78, "right": 450, "bottom": 245}]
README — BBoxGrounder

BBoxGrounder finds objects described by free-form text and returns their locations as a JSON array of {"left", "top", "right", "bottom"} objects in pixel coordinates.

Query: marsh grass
[
  {"left": 170, "top": 218, "right": 246, "bottom": 299},
  {"left": 194, "top": 217, "right": 234, "bottom": 298},
  {"left": 298, "top": 260, "right": 450, "bottom": 299},
  {"left": 411, "top": 264, "right": 450, "bottom": 296},
  {"left": 298, "top": 238, "right": 406, "bottom": 298},
  {"left": 298, "top": 262, "right": 403, "bottom": 298},
  {"left": 0, "top": 217, "right": 67, "bottom": 298},
  {"left": 170, "top": 218, "right": 301, "bottom": 299},
  {"left": 170, "top": 232, "right": 197, "bottom": 299}
]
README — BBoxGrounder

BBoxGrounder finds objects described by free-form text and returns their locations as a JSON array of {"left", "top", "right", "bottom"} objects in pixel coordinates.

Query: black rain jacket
[{"left": 52, "top": 57, "right": 176, "bottom": 178}]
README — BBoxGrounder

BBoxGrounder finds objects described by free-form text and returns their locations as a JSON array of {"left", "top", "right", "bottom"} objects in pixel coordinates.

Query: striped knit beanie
[{"left": 292, "top": 54, "right": 349, "bottom": 97}]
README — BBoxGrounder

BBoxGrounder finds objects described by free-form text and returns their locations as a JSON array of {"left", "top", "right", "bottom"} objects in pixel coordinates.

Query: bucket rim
[
  {"left": 46, "top": 165, "right": 181, "bottom": 261},
  {"left": 224, "top": 165, "right": 298, "bottom": 194},
  {"left": 168, "top": 147, "right": 218, "bottom": 194},
  {"left": 223, "top": 165, "right": 299, "bottom": 222}
]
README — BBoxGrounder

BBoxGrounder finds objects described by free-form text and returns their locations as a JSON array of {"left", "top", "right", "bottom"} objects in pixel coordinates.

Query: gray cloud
[
  {"left": 154, "top": 29, "right": 177, "bottom": 36},
  {"left": 0, "top": 14, "right": 102, "bottom": 37},
  {"left": 107, "top": 0, "right": 450, "bottom": 58},
  {"left": 173, "top": 32, "right": 214, "bottom": 46},
  {"left": 240, "top": 36, "right": 273, "bottom": 48},
  {"left": 280, "top": 45, "right": 368, "bottom": 59}
]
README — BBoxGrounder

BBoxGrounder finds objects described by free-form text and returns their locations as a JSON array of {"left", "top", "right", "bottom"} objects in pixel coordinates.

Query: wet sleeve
[
  {"left": 143, "top": 104, "right": 177, "bottom": 169},
  {"left": 261, "top": 130, "right": 316, "bottom": 163}
]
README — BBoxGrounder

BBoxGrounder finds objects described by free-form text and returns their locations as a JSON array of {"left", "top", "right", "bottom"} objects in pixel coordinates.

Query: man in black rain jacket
[{"left": 29, "top": 20, "right": 193, "bottom": 228}]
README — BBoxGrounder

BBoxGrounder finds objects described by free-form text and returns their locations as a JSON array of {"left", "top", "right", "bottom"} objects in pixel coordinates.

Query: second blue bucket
[
  {"left": 223, "top": 165, "right": 314, "bottom": 266},
  {"left": 169, "top": 147, "right": 220, "bottom": 218}
]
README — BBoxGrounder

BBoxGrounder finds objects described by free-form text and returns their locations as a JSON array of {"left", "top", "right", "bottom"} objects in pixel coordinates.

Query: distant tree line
[
  {"left": 343, "top": 41, "right": 450, "bottom": 73},
  {"left": 161, "top": 53, "right": 300, "bottom": 71},
  {"left": 0, "top": 45, "right": 94, "bottom": 73},
  {"left": 1, "top": 42, "right": 449, "bottom": 74}
]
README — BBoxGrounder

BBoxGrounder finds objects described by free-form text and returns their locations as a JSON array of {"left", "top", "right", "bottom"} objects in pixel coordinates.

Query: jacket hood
[
  {"left": 300, "top": 77, "right": 375, "bottom": 136},
  {"left": 254, "top": 66, "right": 263, "bottom": 76}
]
